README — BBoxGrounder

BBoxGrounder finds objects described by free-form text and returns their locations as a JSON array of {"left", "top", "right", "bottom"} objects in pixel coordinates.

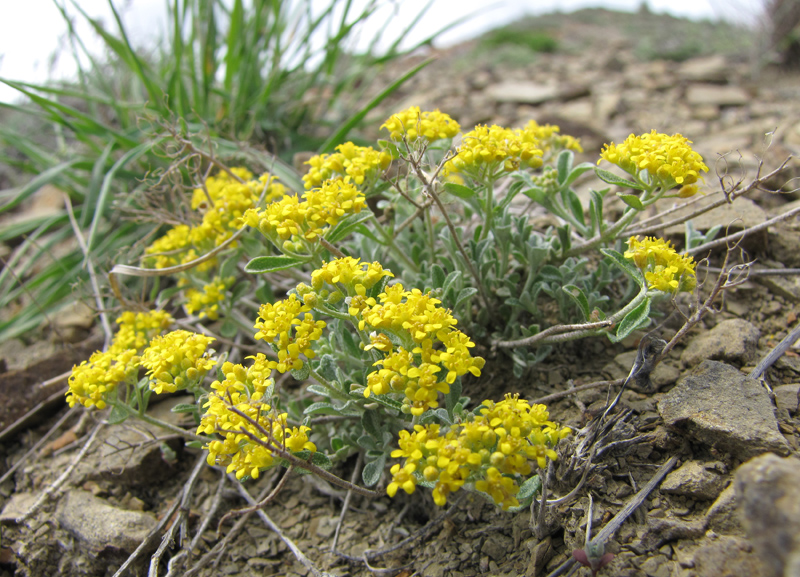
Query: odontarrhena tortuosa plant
[{"left": 68, "top": 106, "right": 707, "bottom": 515}]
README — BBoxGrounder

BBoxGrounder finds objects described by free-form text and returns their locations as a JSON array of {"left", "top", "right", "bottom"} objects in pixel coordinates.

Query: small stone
[
  {"left": 773, "top": 384, "right": 800, "bottom": 414},
  {"left": 692, "top": 535, "right": 771, "bottom": 577},
  {"left": 639, "top": 554, "right": 671, "bottom": 577},
  {"left": 0, "top": 493, "right": 37, "bottom": 523},
  {"left": 735, "top": 453, "right": 800, "bottom": 577},
  {"left": 661, "top": 460, "right": 728, "bottom": 500},
  {"left": 678, "top": 55, "right": 730, "bottom": 82},
  {"left": 680, "top": 319, "right": 760, "bottom": 367},
  {"left": 686, "top": 84, "right": 750, "bottom": 106},
  {"left": 658, "top": 360, "right": 790, "bottom": 458},
  {"left": 57, "top": 490, "right": 156, "bottom": 553},
  {"left": 485, "top": 81, "right": 559, "bottom": 104},
  {"left": 705, "top": 484, "right": 742, "bottom": 536},
  {"left": 481, "top": 533, "right": 512, "bottom": 561}
]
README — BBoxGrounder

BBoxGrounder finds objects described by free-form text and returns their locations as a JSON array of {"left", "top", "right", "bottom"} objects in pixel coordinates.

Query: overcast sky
[{"left": 0, "top": 0, "right": 765, "bottom": 103}]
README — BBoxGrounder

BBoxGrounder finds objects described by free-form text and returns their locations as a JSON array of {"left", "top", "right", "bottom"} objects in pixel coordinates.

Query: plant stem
[
  {"left": 111, "top": 400, "right": 212, "bottom": 444},
  {"left": 480, "top": 178, "right": 495, "bottom": 241},
  {"left": 368, "top": 214, "right": 419, "bottom": 273}
]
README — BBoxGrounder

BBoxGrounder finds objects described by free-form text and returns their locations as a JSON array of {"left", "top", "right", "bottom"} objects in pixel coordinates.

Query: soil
[{"left": 2, "top": 8, "right": 800, "bottom": 577}]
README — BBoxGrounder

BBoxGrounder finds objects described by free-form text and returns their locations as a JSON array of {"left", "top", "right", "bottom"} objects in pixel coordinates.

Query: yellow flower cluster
[
  {"left": 443, "top": 124, "right": 544, "bottom": 180},
  {"left": 254, "top": 294, "right": 326, "bottom": 373},
  {"left": 67, "top": 310, "right": 174, "bottom": 409},
  {"left": 356, "top": 283, "right": 485, "bottom": 416},
  {"left": 184, "top": 276, "right": 234, "bottom": 320},
  {"left": 524, "top": 120, "right": 583, "bottom": 153},
  {"left": 144, "top": 168, "right": 286, "bottom": 269},
  {"left": 387, "top": 394, "right": 571, "bottom": 509},
  {"left": 303, "top": 142, "right": 392, "bottom": 189},
  {"left": 141, "top": 330, "right": 217, "bottom": 394},
  {"left": 599, "top": 131, "right": 708, "bottom": 189},
  {"left": 198, "top": 354, "right": 316, "bottom": 480},
  {"left": 310, "top": 256, "right": 394, "bottom": 294},
  {"left": 240, "top": 180, "right": 365, "bottom": 251},
  {"left": 380, "top": 106, "right": 461, "bottom": 143},
  {"left": 625, "top": 236, "right": 697, "bottom": 292}
]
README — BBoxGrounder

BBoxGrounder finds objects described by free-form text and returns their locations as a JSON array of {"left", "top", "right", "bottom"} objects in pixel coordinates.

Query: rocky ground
[{"left": 2, "top": 8, "right": 800, "bottom": 577}]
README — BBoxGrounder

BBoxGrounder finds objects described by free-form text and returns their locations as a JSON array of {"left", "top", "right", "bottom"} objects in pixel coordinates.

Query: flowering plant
[{"left": 67, "top": 107, "right": 707, "bottom": 518}]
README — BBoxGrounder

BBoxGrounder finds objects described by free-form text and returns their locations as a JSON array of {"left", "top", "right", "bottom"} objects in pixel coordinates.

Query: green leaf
[
  {"left": 445, "top": 378, "right": 462, "bottom": 420},
  {"left": 107, "top": 404, "right": 129, "bottom": 425},
  {"left": 600, "top": 248, "right": 644, "bottom": 286},
  {"left": 565, "top": 189, "right": 585, "bottom": 226},
  {"left": 588, "top": 189, "right": 605, "bottom": 235},
  {"left": 517, "top": 475, "right": 542, "bottom": 500},
  {"left": 291, "top": 362, "right": 311, "bottom": 381},
  {"left": 170, "top": 403, "right": 198, "bottom": 413},
  {"left": 340, "top": 329, "right": 362, "bottom": 359},
  {"left": 556, "top": 224, "right": 572, "bottom": 254},
  {"left": 556, "top": 150, "right": 573, "bottom": 185},
  {"left": 326, "top": 211, "right": 374, "bottom": 243},
  {"left": 455, "top": 287, "right": 478, "bottom": 310},
  {"left": 362, "top": 454, "right": 386, "bottom": 487},
  {"left": 562, "top": 162, "right": 595, "bottom": 189},
  {"left": 431, "top": 264, "right": 446, "bottom": 288},
  {"left": 611, "top": 298, "right": 651, "bottom": 343},
  {"left": 331, "top": 437, "right": 345, "bottom": 452},
  {"left": 594, "top": 168, "right": 645, "bottom": 190},
  {"left": 306, "top": 384, "right": 331, "bottom": 398},
  {"left": 186, "top": 441, "right": 204, "bottom": 450},
  {"left": 616, "top": 193, "right": 644, "bottom": 210},
  {"left": 443, "top": 182, "right": 477, "bottom": 200},
  {"left": 310, "top": 452, "right": 333, "bottom": 470},
  {"left": 522, "top": 186, "right": 548, "bottom": 204},
  {"left": 563, "top": 284, "right": 591, "bottom": 321},
  {"left": 361, "top": 410, "right": 383, "bottom": 441},
  {"left": 220, "top": 320, "right": 238, "bottom": 339},
  {"left": 304, "top": 402, "right": 337, "bottom": 416},
  {"left": 245, "top": 255, "right": 305, "bottom": 274}
]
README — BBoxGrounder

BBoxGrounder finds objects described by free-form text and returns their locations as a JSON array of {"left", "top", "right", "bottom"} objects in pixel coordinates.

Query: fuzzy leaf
[
  {"left": 443, "top": 182, "right": 477, "bottom": 199},
  {"left": 610, "top": 298, "right": 651, "bottom": 342},
  {"left": 600, "top": 248, "right": 644, "bottom": 286},
  {"left": 616, "top": 192, "right": 644, "bottom": 210},
  {"left": 245, "top": 255, "right": 304, "bottom": 274},
  {"left": 362, "top": 455, "right": 386, "bottom": 487},
  {"left": 563, "top": 284, "right": 591, "bottom": 321},
  {"left": 594, "top": 168, "right": 645, "bottom": 190}
]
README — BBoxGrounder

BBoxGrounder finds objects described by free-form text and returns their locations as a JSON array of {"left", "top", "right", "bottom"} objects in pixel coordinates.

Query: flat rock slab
[
  {"left": 680, "top": 318, "right": 760, "bottom": 367},
  {"left": 56, "top": 490, "right": 156, "bottom": 553},
  {"left": 686, "top": 83, "right": 751, "bottom": 106},
  {"left": 485, "top": 81, "right": 559, "bottom": 104},
  {"left": 657, "top": 360, "right": 790, "bottom": 459},
  {"left": 735, "top": 453, "right": 800, "bottom": 577},
  {"left": 661, "top": 460, "right": 727, "bottom": 500}
]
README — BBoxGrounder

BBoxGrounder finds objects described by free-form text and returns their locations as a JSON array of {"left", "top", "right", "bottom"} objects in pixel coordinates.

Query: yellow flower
[
  {"left": 145, "top": 168, "right": 285, "bottom": 269},
  {"left": 66, "top": 310, "right": 174, "bottom": 409},
  {"left": 184, "top": 276, "right": 234, "bottom": 320},
  {"left": 141, "top": 330, "right": 217, "bottom": 394},
  {"left": 386, "top": 462, "right": 417, "bottom": 497},
  {"left": 385, "top": 393, "right": 571, "bottom": 508},
  {"left": 381, "top": 106, "right": 461, "bottom": 143},
  {"left": 523, "top": 120, "right": 583, "bottom": 154},
  {"left": 254, "top": 294, "right": 326, "bottom": 373},
  {"left": 443, "top": 124, "right": 543, "bottom": 181},
  {"left": 303, "top": 142, "right": 392, "bottom": 189},
  {"left": 198, "top": 354, "right": 314, "bottom": 480},
  {"left": 247, "top": 180, "right": 365, "bottom": 248},
  {"left": 624, "top": 236, "right": 696, "bottom": 293},
  {"left": 599, "top": 131, "right": 708, "bottom": 188},
  {"left": 474, "top": 467, "right": 520, "bottom": 511}
]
